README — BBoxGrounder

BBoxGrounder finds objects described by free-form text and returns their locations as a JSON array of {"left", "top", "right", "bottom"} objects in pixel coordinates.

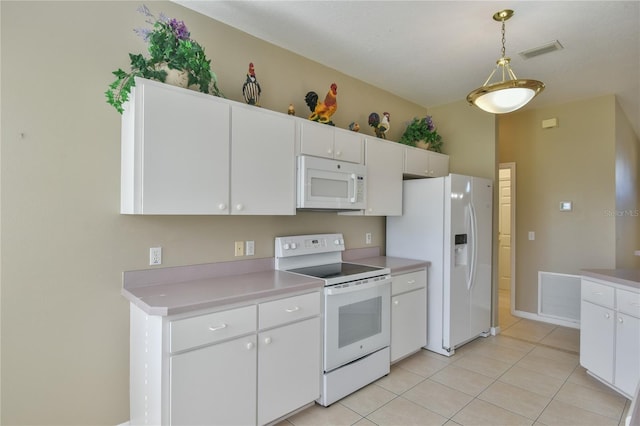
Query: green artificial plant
[
  {"left": 398, "top": 115, "right": 443, "bottom": 153},
  {"left": 106, "top": 5, "right": 223, "bottom": 114}
]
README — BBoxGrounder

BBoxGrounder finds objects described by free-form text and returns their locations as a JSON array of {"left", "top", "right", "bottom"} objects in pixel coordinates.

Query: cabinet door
[
  {"left": 334, "top": 129, "right": 363, "bottom": 163},
  {"left": 404, "top": 147, "right": 431, "bottom": 178},
  {"left": 579, "top": 300, "right": 614, "bottom": 382},
  {"left": 364, "top": 138, "right": 403, "bottom": 216},
  {"left": 170, "top": 336, "right": 257, "bottom": 426},
  {"left": 299, "top": 121, "right": 334, "bottom": 159},
  {"left": 257, "top": 317, "right": 321, "bottom": 425},
  {"left": 428, "top": 151, "right": 450, "bottom": 177},
  {"left": 124, "top": 78, "right": 230, "bottom": 214},
  {"left": 231, "top": 105, "right": 296, "bottom": 215},
  {"left": 614, "top": 312, "right": 640, "bottom": 397},
  {"left": 391, "top": 288, "right": 427, "bottom": 362}
]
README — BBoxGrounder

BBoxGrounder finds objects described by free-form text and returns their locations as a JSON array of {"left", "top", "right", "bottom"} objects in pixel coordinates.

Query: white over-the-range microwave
[{"left": 297, "top": 155, "right": 366, "bottom": 211}]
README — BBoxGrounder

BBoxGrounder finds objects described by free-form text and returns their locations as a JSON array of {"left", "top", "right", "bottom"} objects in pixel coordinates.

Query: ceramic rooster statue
[
  {"left": 305, "top": 83, "right": 338, "bottom": 125},
  {"left": 368, "top": 112, "right": 391, "bottom": 139},
  {"left": 242, "top": 62, "right": 261, "bottom": 106}
]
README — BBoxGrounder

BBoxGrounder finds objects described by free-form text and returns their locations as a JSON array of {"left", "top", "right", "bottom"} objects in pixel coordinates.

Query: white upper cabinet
[
  {"left": 298, "top": 120, "right": 363, "bottom": 164},
  {"left": 121, "top": 78, "right": 296, "bottom": 215},
  {"left": 404, "top": 146, "right": 449, "bottom": 178},
  {"left": 363, "top": 137, "right": 404, "bottom": 216},
  {"left": 121, "top": 78, "right": 230, "bottom": 214},
  {"left": 230, "top": 105, "right": 296, "bottom": 215}
]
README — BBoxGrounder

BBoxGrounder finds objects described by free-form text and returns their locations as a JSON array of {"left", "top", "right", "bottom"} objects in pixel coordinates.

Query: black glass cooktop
[{"left": 288, "top": 262, "right": 383, "bottom": 280}]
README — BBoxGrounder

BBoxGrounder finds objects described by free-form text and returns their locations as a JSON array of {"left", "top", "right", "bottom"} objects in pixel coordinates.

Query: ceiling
[{"left": 175, "top": 1, "right": 640, "bottom": 136}]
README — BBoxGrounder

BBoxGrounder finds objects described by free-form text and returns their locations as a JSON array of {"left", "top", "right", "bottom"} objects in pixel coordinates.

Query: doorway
[{"left": 498, "top": 163, "right": 517, "bottom": 329}]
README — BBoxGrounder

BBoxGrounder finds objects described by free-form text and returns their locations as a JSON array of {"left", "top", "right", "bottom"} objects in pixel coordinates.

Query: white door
[
  {"left": 469, "top": 176, "right": 493, "bottom": 338},
  {"left": 498, "top": 169, "right": 512, "bottom": 291}
]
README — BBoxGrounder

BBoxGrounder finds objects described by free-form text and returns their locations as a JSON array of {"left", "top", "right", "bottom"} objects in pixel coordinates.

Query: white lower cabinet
[
  {"left": 170, "top": 335, "right": 257, "bottom": 426},
  {"left": 258, "top": 317, "right": 321, "bottom": 425},
  {"left": 130, "top": 290, "right": 321, "bottom": 426},
  {"left": 580, "top": 277, "right": 640, "bottom": 398},
  {"left": 391, "top": 269, "right": 427, "bottom": 363}
]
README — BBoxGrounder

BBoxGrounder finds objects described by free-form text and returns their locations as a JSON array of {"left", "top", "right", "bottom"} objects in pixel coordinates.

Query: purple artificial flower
[
  {"left": 425, "top": 115, "right": 435, "bottom": 132},
  {"left": 168, "top": 18, "right": 190, "bottom": 40}
]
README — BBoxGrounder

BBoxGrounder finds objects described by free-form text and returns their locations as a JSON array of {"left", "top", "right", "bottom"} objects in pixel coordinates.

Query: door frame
[{"left": 499, "top": 162, "right": 516, "bottom": 313}]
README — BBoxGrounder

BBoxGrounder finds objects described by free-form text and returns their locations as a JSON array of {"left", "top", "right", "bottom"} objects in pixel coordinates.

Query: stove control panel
[{"left": 275, "top": 233, "right": 345, "bottom": 258}]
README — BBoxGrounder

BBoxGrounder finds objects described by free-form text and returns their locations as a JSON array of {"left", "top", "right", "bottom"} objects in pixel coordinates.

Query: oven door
[{"left": 324, "top": 277, "right": 391, "bottom": 372}]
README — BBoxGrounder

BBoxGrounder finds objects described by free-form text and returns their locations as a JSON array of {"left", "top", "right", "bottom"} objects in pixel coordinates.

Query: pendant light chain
[{"left": 501, "top": 18, "right": 507, "bottom": 58}]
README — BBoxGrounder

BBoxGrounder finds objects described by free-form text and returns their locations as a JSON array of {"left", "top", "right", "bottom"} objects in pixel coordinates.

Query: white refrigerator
[{"left": 387, "top": 174, "right": 493, "bottom": 356}]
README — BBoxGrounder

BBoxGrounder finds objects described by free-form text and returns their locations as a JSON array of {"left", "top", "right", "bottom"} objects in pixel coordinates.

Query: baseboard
[
  {"left": 116, "top": 422, "right": 130, "bottom": 426},
  {"left": 490, "top": 326, "right": 501, "bottom": 335},
  {"left": 512, "top": 309, "right": 580, "bottom": 329}
]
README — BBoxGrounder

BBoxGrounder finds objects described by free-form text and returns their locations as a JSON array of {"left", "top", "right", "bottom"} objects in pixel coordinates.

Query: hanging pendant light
[{"left": 467, "top": 9, "right": 544, "bottom": 114}]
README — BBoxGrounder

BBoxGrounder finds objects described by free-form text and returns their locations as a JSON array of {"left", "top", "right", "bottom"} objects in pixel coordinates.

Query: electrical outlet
[
  {"left": 234, "top": 241, "right": 244, "bottom": 257},
  {"left": 149, "top": 247, "right": 162, "bottom": 265},
  {"left": 365, "top": 233, "right": 372, "bottom": 245},
  {"left": 245, "top": 240, "right": 255, "bottom": 256}
]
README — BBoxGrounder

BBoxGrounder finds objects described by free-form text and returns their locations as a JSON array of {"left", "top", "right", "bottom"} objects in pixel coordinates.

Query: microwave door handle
[{"left": 350, "top": 173, "right": 357, "bottom": 203}]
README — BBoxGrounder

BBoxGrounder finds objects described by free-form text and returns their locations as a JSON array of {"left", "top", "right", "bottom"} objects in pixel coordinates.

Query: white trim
[
  {"left": 512, "top": 309, "right": 580, "bottom": 329},
  {"left": 116, "top": 422, "right": 130, "bottom": 426}
]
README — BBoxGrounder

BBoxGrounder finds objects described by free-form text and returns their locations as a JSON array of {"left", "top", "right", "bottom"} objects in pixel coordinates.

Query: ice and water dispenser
[{"left": 454, "top": 234, "right": 468, "bottom": 266}]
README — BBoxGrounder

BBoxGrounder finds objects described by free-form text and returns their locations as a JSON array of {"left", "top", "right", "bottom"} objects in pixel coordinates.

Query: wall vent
[
  {"left": 538, "top": 271, "right": 580, "bottom": 324},
  {"left": 519, "top": 40, "right": 564, "bottom": 60}
]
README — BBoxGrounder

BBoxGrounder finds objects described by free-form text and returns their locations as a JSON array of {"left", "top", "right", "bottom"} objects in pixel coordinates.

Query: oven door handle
[{"left": 325, "top": 277, "right": 391, "bottom": 295}]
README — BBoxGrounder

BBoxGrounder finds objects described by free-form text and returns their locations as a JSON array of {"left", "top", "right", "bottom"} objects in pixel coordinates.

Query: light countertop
[
  {"left": 582, "top": 268, "right": 640, "bottom": 290},
  {"left": 122, "top": 250, "right": 428, "bottom": 316}
]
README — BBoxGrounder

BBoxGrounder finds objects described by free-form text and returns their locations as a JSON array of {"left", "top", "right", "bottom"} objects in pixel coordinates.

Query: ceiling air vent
[{"left": 519, "top": 40, "right": 563, "bottom": 60}]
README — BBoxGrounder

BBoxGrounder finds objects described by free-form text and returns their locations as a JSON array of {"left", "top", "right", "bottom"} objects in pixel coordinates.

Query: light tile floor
[{"left": 279, "top": 290, "right": 633, "bottom": 426}]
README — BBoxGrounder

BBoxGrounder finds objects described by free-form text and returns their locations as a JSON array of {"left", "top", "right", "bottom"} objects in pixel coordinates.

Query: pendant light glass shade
[{"left": 467, "top": 10, "right": 544, "bottom": 114}]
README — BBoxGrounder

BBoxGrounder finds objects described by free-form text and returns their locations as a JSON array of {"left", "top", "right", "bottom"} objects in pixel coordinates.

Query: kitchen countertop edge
[{"left": 581, "top": 268, "right": 640, "bottom": 290}]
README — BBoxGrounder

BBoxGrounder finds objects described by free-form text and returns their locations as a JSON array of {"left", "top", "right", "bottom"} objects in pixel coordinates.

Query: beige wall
[
  {"left": 0, "top": 2, "right": 501, "bottom": 424},
  {"left": 498, "top": 95, "right": 639, "bottom": 314},
  {"left": 614, "top": 99, "right": 640, "bottom": 268}
]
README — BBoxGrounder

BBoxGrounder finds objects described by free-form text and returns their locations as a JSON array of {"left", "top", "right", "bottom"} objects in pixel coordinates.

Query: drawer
[
  {"left": 170, "top": 305, "right": 256, "bottom": 353},
  {"left": 581, "top": 279, "right": 614, "bottom": 308},
  {"left": 617, "top": 288, "right": 640, "bottom": 317},
  {"left": 392, "top": 270, "right": 427, "bottom": 295},
  {"left": 259, "top": 291, "right": 321, "bottom": 330}
]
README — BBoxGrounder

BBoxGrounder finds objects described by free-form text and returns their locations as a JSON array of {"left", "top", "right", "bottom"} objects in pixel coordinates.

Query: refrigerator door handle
[{"left": 468, "top": 203, "right": 478, "bottom": 290}]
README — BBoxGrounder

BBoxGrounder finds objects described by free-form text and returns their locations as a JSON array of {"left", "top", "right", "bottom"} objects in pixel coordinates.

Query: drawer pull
[
  {"left": 246, "top": 342, "right": 254, "bottom": 350},
  {"left": 593, "top": 292, "right": 604, "bottom": 295},
  {"left": 407, "top": 280, "right": 416, "bottom": 284},
  {"left": 208, "top": 324, "right": 228, "bottom": 332},
  {"left": 605, "top": 313, "right": 610, "bottom": 319},
  {"left": 285, "top": 306, "right": 300, "bottom": 313},
  {"left": 618, "top": 317, "right": 624, "bottom": 324}
]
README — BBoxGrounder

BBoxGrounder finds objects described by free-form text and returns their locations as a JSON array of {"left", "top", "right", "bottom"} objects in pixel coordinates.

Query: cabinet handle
[
  {"left": 246, "top": 342, "right": 254, "bottom": 350},
  {"left": 285, "top": 306, "right": 300, "bottom": 313},
  {"left": 407, "top": 280, "right": 416, "bottom": 284},
  {"left": 235, "top": 203, "right": 244, "bottom": 211},
  {"left": 264, "top": 337, "right": 272, "bottom": 345},
  {"left": 618, "top": 317, "right": 624, "bottom": 324},
  {"left": 327, "top": 149, "right": 333, "bottom": 155},
  {"left": 394, "top": 300, "right": 399, "bottom": 305},
  {"left": 218, "top": 203, "right": 227, "bottom": 211},
  {"left": 605, "top": 313, "right": 610, "bottom": 319},
  {"left": 208, "top": 324, "right": 227, "bottom": 332},
  {"left": 336, "top": 150, "right": 342, "bottom": 157}
]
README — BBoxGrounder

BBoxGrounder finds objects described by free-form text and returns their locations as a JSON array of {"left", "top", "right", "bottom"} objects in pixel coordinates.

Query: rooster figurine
[
  {"left": 368, "top": 112, "right": 391, "bottom": 139},
  {"left": 305, "top": 83, "right": 338, "bottom": 125},
  {"left": 242, "top": 62, "right": 261, "bottom": 106}
]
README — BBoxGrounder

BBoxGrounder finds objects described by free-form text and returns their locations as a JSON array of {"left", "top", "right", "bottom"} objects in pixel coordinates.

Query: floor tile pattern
[{"left": 278, "top": 290, "right": 632, "bottom": 426}]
